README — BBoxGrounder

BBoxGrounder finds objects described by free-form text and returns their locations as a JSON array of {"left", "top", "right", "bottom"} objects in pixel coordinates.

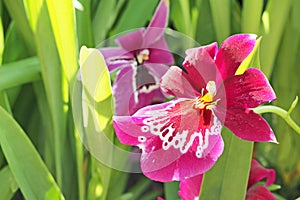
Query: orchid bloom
[
  {"left": 113, "top": 34, "right": 277, "bottom": 182},
  {"left": 178, "top": 160, "right": 276, "bottom": 200},
  {"left": 100, "top": 0, "right": 174, "bottom": 116}
]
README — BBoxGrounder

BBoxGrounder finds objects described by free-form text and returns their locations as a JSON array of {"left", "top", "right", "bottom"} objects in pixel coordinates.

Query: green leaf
[
  {"left": 92, "top": 0, "right": 117, "bottom": 45},
  {"left": 76, "top": 0, "right": 94, "bottom": 47},
  {"left": 46, "top": 0, "right": 78, "bottom": 84},
  {"left": 236, "top": 37, "right": 261, "bottom": 75},
  {"left": 0, "top": 166, "right": 18, "bottom": 200},
  {"left": 200, "top": 128, "right": 253, "bottom": 200},
  {"left": 209, "top": 0, "right": 231, "bottom": 43},
  {"left": 79, "top": 46, "right": 114, "bottom": 200},
  {"left": 112, "top": 0, "right": 159, "bottom": 34},
  {"left": 164, "top": 182, "right": 180, "bottom": 200},
  {"left": 3, "top": 0, "right": 35, "bottom": 53},
  {"left": 260, "top": 0, "right": 292, "bottom": 78},
  {"left": 241, "top": 0, "right": 263, "bottom": 33},
  {"left": 0, "top": 106, "right": 65, "bottom": 200},
  {"left": 0, "top": 57, "right": 41, "bottom": 90}
]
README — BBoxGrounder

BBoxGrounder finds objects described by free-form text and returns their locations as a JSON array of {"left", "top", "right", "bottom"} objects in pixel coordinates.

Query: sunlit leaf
[{"left": 0, "top": 106, "right": 65, "bottom": 200}]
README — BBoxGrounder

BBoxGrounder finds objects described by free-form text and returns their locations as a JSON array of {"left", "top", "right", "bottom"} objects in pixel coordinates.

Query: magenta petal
[
  {"left": 217, "top": 108, "right": 277, "bottom": 143},
  {"left": 147, "top": 36, "right": 174, "bottom": 65},
  {"left": 215, "top": 34, "right": 257, "bottom": 81},
  {"left": 116, "top": 28, "right": 144, "bottom": 51},
  {"left": 114, "top": 99, "right": 224, "bottom": 182},
  {"left": 113, "top": 66, "right": 136, "bottom": 116},
  {"left": 178, "top": 174, "right": 202, "bottom": 200},
  {"left": 182, "top": 44, "right": 219, "bottom": 91},
  {"left": 246, "top": 186, "right": 276, "bottom": 200},
  {"left": 248, "top": 160, "right": 276, "bottom": 188},
  {"left": 217, "top": 68, "right": 276, "bottom": 109},
  {"left": 141, "top": 134, "right": 223, "bottom": 182},
  {"left": 160, "top": 66, "right": 200, "bottom": 98},
  {"left": 100, "top": 47, "right": 133, "bottom": 71},
  {"left": 143, "top": 0, "right": 169, "bottom": 47}
]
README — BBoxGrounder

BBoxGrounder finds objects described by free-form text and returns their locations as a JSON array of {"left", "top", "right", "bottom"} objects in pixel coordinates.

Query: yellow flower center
[
  {"left": 137, "top": 49, "right": 150, "bottom": 64},
  {"left": 193, "top": 81, "right": 218, "bottom": 110}
]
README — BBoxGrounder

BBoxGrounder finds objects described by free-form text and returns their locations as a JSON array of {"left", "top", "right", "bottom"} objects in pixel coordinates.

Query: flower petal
[
  {"left": 178, "top": 174, "right": 202, "bottom": 200},
  {"left": 217, "top": 68, "right": 276, "bottom": 109},
  {"left": 215, "top": 108, "right": 277, "bottom": 143},
  {"left": 113, "top": 99, "right": 224, "bottom": 182},
  {"left": 147, "top": 37, "right": 174, "bottom": 65},
  {"left": 116, "top": 28, "right": 144, "bottom": 51},
  {"left": 182, "top": 43, "right": 219, "bottom": 91},
  {"left": 143, "top": 0, "right": 169, "bottom": 47},
  {"left": 248, "top": 159, "right": 276, "bottom": 188},
  {"left": 113, "top": 66, "right": 136, "bottom": 115},
  {"left": 215, "top": 34, "right": 256, "bottom": 81},
  {"left": 100, "top": 47, "right": 133, "bottom": 71},
  {"left": 246, "top": 185, "right": 276, "bottom": 200},
  {"left": 160, "top": 66, "right": 200, "bottom": 98}
]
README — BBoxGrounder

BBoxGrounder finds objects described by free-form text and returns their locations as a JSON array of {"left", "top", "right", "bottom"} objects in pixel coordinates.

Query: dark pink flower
[
  {"left": 113, "top": 34, "right": 277, "bottom": 182},
  {"left": 100, "top": 0, "right": 173, "bottom": 115},
  {"left": 178, "top": 160, "right": 276, "bottom": 200},
  {"left": 246, "top": 159, "right": 276, "bottom": 200}
]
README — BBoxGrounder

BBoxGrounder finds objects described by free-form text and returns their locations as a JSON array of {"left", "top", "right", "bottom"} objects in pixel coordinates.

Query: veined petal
[
  {"left": 215, "top": 108, "right": 277, "bottom": 143},
  {"left": 248, "top": 160, "right": 276, "bottom": 188},
  {"left": 246, "top": 186, "right": 276, "bottom": 200},
  {"left": 182, "top": 44, "right": 219, "bottom": 91},
  {"left": 116, "top": 28, "right": 144, "bottom": 51},
  {"left": 161, "top": 66, "right": 200, "bottom": 98},
  {"left": 178, "top": 174, "right": 202, "bottom": 200},
  {"left": 143, "top": 0, "right": 169, "bottom": 47},
  {"left": 217, "top": 68, "right": 276, "bottom": 109},
  {"left": 100, "top": 47, "right": 133, "bottom": 71},
  {"left": 113, "top": 99, "right": 224, "bottom": 182},
  {"left": 215, "top": 34, "right": 256, "bottom": 81}
]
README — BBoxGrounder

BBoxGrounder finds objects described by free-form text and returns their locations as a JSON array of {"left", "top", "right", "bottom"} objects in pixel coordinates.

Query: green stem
[{"left": 253, "top": 105, "right": 300, "bottom": 135}]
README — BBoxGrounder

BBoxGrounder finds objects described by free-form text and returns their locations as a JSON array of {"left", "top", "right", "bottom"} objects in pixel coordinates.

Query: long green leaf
[
  {"left": 3, "top": 0, "right": 36, "bottom": 53},
  {"left": 46, "top": 0, "right": 78, "bottom": 84},
  {"left": 0, "top": 57, "right": 40, "bottom": 90},
  {"left": 0, "top": 106, "right": 64, "bottom": 200},
  {"left": 200, "top": 128, "right": 253, "bottom": 200},
  {"left": 79, "top": 46, "right": 114, "bottom": 200},
  {"left": 241, "top": 0, "right": 263, "bottom": 33},
  {"left": 25, "top": 0, "right": 68, "bottom": 188},
  {"left": 260, "top": 0, "right": 292, "bottom": 78},
  {"left": 209, "top": 0, "right": 231, "bottom": 43},
  {"left": 0, "top": 166, "right": 18, "bottom": 200},
  {"left": 112, "top": 0, "right": 159, "bottom": 34}
]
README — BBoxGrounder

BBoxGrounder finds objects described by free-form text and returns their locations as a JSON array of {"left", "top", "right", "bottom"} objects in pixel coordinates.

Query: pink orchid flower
[
  {"left": 100, "top": 0, "right": 174, "bottom": 116},
  {"left": 178, "top": 159, "right": 276, "bottom": 200},
  {"left": 113, "top": 34, "right": 277, "bottom": 182}
]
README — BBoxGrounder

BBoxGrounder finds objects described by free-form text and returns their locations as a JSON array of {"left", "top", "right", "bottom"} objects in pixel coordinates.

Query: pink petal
[
  {"left": 246, "top": 185, "right": 276, "bottom": 200},
  {"left": 113, "top": 99, "right": 224, "bottom": 182},
  {"left": 216, "top": 68, "right": 276, "bottom": 109},
  {"left": 248, "top": 160, "right": 276, "bottom": 188},
  {"left": 215, "top": 34, "right": 257, "bottom": 81},
  {"left": 143, "top": 0, "right": 169, "bottom": 47},
  {"left": 178, "top": 174, "right": 203, "bottom": 200},
  {"left": 160, "top": 66, "right": 200, "bottom": 98},
  {"left": 215, "top": 108, "right": 277, "bottom": 143},
  {"left": 182, "top": 44, "right": 219, "bottom": 92},
  {"left": 144, "top": 63, "right": 169, "bottom": 79},
  {"left": 116, "top": 28, "right": 145, "bottom": 51},
  {"left": 113, "top": 66, "right": 136, "bottom": 116},
  {"left": 100, "top": 47, "right": 133, "bottom": 71},
  {"left": 147, "top": 37, "right": 174, "bottom": 65}
]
